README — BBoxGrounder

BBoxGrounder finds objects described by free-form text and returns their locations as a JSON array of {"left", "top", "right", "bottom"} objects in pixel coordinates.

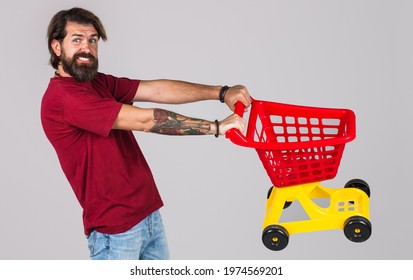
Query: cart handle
[
  {"left": 225, "top": 100, "right": 251, "bottom": 146},
  {"left": 234, "top": 100, "right": 246, "bottom": 118}
]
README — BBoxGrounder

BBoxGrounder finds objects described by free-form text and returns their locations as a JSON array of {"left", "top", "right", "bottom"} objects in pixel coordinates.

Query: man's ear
[{"left": 51, "top": 39, "right": 61, "bottom": 57}]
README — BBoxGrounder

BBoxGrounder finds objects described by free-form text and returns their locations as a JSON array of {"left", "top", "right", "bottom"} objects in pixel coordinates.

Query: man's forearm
[
  {"left": 149, "top": 108, "right": 215, "bottom": 135},
  {"left": 113, "top": 104, "right": 245, "bottom": 136},
  {"left": 134, "top": 79, "right": 222, "bottom": 104}
]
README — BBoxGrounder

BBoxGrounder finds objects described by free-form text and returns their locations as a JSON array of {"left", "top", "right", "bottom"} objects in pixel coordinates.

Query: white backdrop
[{"left": 0, "top": 0, "right": 411, "bottom": 259}]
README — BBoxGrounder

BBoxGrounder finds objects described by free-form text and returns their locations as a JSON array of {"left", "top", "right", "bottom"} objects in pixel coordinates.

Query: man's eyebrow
[{"left": 71, "top": 33, "right": 99, "bottom": 37}]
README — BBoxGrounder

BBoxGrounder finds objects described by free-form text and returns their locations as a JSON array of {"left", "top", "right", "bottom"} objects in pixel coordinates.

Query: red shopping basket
[{"left": 226, "top": 98, "right": 356, "bottom": 187}]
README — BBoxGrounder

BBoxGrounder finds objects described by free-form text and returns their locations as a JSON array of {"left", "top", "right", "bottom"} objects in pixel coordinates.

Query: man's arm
[
  {"left": 134, "top": 80, "right": 251, "bottom": 111},
  {"left": 112, "top": 104, "right": 246, "bottom": 136}
]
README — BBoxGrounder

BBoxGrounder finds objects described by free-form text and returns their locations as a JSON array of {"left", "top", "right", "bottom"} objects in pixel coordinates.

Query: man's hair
[{"left": 47, "top": 7, "right": 107, "bottom": 69}]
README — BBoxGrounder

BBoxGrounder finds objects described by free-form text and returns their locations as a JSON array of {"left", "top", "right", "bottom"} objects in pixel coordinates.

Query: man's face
[{"left": 55, "top": 21, "right": 99, "bottom": 82}]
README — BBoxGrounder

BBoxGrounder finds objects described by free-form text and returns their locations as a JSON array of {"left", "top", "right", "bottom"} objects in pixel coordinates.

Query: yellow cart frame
[{"left": 262, "top": 182, "right": 371, "bottom": 250}]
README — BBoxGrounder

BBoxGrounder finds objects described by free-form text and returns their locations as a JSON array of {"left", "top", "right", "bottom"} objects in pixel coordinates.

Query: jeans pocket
[{"left": 87, "top": 231, "right": 96, "bottom": 256}]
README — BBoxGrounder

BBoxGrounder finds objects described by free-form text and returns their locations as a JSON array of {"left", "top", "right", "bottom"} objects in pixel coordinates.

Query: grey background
[{"left": 1, "top": 0, "right": 411, "bottom": 259}]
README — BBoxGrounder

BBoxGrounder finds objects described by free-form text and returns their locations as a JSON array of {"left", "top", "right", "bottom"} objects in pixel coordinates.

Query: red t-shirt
[{"left": 41, "top": 72, "right": 163, "bottom": 235}]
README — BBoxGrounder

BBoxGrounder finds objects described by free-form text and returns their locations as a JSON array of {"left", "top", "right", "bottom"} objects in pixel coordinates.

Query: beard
[{"left": 60, "top": 50, "right": 99, "bottom": 82}]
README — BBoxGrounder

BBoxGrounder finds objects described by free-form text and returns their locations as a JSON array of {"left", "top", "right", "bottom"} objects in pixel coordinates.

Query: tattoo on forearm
[{"left": 150, "top": 109, "right": 211, "bottom": 135}]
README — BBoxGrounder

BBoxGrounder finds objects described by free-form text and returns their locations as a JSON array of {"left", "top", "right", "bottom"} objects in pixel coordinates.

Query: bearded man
[{"left": 41, "top": 7, "right": 251, "bottom": 260}]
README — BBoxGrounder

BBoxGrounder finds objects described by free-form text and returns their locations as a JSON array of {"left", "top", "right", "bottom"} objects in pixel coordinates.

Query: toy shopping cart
[{"left": 226, "top": 98, "right": 371, "bottom": 251}]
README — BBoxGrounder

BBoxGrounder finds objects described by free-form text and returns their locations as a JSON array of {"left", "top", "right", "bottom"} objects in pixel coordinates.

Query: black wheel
[
  {"left": 267, "top": 186, "right": 292, "bottom": 209},
  {"left": 283, "top": 201, "right": 292, "bottom": 209},
  {"left": 262, "top": 225, "right": 289, "bottom": 251},
  {"left": 344, "top": 179, "right": 371, "bottom": 197},
  {"left": 267, "top": 186, "right": 273, "bottom": 199},
  {"left": 344, "top": 216, "right": 372, "bottom": 242}
]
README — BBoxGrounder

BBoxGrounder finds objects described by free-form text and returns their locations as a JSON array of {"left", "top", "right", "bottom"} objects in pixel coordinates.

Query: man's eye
[
  {"left": 89, "top": 38, "right": 97, "bottom": 44},
  {"left": 72, "top": 38, "right": 81, "bottom": 43}
]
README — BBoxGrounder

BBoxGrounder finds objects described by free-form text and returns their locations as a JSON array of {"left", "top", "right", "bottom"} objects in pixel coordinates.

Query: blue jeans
[{"left": 86, "top": 210, "right": 169, "bottom": 260}]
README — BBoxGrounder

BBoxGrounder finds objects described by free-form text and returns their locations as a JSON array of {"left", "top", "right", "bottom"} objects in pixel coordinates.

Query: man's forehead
[{"left": 66, "top": 21, "right": 98, "bottom": 36}]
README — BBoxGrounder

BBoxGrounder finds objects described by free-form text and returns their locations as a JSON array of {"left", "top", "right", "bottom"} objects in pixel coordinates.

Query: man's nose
[{"left": 80, "top": 40, "right": 93, "bottom": 52}]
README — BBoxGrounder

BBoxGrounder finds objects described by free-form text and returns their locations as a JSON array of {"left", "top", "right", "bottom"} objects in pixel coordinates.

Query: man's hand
[
  {"left": 218, "top": 113, "right": 247, "bottom": 136},
  {"left": 223, "top": 85, "right": 252, "bottom": 112}
]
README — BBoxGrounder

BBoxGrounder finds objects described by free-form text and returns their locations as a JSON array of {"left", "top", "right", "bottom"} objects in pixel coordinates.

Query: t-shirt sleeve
[
  {"left": 63, "top": 90, "right": 122, "bottom": 137},
  {"left": 98, "top": 73, "right": 140, "bottom": 104},
  {"left": 60, "top": 74, "right": 140, "bottom": 137}
]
